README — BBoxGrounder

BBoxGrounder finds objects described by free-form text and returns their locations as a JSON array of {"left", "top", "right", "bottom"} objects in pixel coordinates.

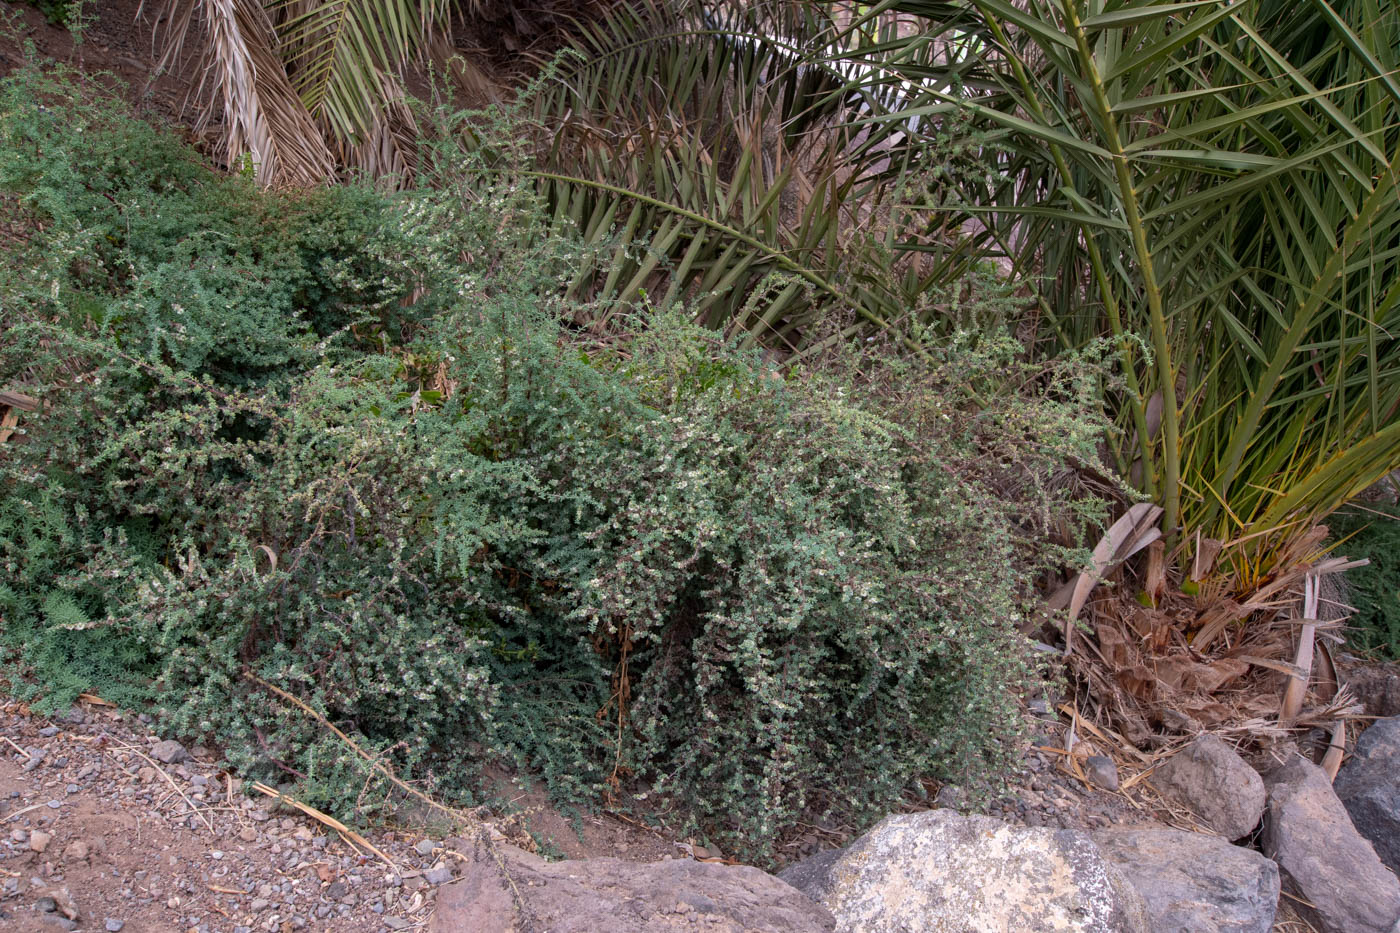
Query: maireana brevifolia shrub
[{"left": 0, "top": 63, "right": 1109, "bottom": 861}]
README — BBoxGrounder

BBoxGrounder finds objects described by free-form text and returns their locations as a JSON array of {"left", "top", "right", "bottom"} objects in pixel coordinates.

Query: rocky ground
[
  {"left": 0, "top": 696, "right": 476, "bottom": 933},
  {"left": 1, "top": 687, "right": 1326, "bottom": 933}
]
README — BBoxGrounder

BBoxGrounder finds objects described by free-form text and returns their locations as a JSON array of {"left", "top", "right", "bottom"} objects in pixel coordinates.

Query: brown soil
[
  {"left": 0, "top": 695, "right": 680, "bottom": 933},
  {"left": 0, "top": 1, "right": 207, "bottom": 128}
]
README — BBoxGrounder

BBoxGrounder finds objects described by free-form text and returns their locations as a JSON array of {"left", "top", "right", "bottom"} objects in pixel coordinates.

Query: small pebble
[
  {"left": 105, "top": 920, "right": 125, "bottom": 932},
  {"left": 65, "top": 784, "right": 78, "bottom": 794},
  {"left": 39, "top": 726, "right": 60, "bottom": 737},
  {"left": 414, "top": 839, "right": 436, "bottom": 857}
]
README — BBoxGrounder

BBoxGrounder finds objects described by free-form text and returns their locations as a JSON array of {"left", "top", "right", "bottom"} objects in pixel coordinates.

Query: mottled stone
[
  {"left": 1335, "top": 715, "right": 1400, "bottom": 874},
  {"left": 1094, "top": 827, "right": 1278, "bottom": 933},
  {"left": 1085, "top": 756, "right": 1119, "bottom": 792},
  {"left": 149, "top": 740, "right": 188, "bottom": 765},
  {"left": 782, "top": 810, "right": 1149, "bottom": 933},
  {"left": 432, "top": 843, "right": 832, "bottom": 933}
]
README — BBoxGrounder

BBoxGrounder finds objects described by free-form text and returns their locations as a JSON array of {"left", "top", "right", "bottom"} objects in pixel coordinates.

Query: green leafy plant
[
  {"left": 1329, "top": 504, "right": 1400, "bottom": 658},
  {"left": 0, "top": 65, "right": 1110, "bottom": 861},
  {"left": 21, "top": 0, "right": 83, "bottom": 29}
]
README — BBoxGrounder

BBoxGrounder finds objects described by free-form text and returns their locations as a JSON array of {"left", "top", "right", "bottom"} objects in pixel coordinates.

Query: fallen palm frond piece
[
  {"left": 0, "top": 390, "right": 37, "bottom": 445},
  {"left": 1050, "top": 503, "right": 1162, "bottom": 656}
]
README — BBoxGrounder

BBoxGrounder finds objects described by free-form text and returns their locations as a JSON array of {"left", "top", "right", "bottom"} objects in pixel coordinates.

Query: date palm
[
  {"left": 860, "top": 0, "right": 1400, "bottom": 553},
  {"left": 151, "top": 0, "right": 609, "bottom": 185}
]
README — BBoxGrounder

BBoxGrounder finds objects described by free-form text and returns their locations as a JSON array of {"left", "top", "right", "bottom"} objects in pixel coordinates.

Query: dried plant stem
[
  {"left": 243, "top": 672, "right": 483, "bottom": 826},
  {"left": 247, "top": 781, "right": 399, "bottom": 871},
  {"left": 106, "top": 741, "right": 216, "bottom": 833},
  {"left": 1279, "top": 575, "right": 1318, "bottom": 724}
]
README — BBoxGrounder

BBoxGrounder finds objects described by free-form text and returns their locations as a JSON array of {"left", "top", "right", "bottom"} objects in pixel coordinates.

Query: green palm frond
[
  {"left": 873, "top": 0, "right": 1400, "bottom": 545},
  {"left": 517, "top": 0, "right": 989, "bottom": 351},
  {"left": 269, "top": 0, "right": 449, "bottom": 141}
]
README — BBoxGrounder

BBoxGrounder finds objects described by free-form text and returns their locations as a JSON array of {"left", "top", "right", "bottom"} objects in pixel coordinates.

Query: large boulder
[
  {"left": 1335, "top": 715, "right": 1400, "bottom": 874},
  {"left": 1093, "top": 827, "right": 1279, "bottom": 933},
  {"left": 1263, "top": 755, "right": 1400, "bottom": 933},
  {"left": 779, "top": 809, "right": 1150, "bottom": 933},
  {"left": 430, "top": 841, "right": 834, "bottom": 933},
  {"left": 1151, "top": 734, "right": 1265, "bottom": 840}
]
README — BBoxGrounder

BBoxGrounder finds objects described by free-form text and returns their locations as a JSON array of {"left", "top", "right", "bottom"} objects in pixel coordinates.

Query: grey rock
[
  {"left": 423, "top": 867, "right": 453, "bottom": 885},
  {"left": 105, "top": 920, "right": 125, "bottom": 932},
  {"left": 324, "top": 882, "right": 349, "bottom": 899},
  {"left": 1094, "top": 827, "right": 1278, "bottom": 933},
  {"left": 150, "top": 740, "right": 189, "bottom": 764},
  {"left": 35, "top": 897, "right": 57, "bottom": 913},
  {"left": 38, "top": 726, "right": 59, "bottom": 738},
  {"left": 250, "top": 898, "right": 271, "bottom": 912},
  {"left": 432, "top": 843, "right": 833, "bottom": 932},
  {"left": 1153, "top": 735, "right": 1266, "bottom": 841},
  {"left": 933, "top": 784, "right": 967, "bottom": 809},
  {"left": 1264, "top": 754, "right": 1400, "bottom": 933},
  {"left": 415, "top": 840, "right": 436, "bottom": 857},
  {"left": 1336, "top": 715, "right": 1400, "bottom": 874},
  {"left": 777, "top": 849, "right": 844, "bottom": 904},
  {"left": 782, "top": 809, "right": 1149, "bottom": 933},
  {"left": 1085, "top": 755, "right": 1120, "bottom": 792},
  {"left": 384, "top": 920, "right": 410, "bottom": 931},
  {"left": 42, "top": 916, "right": 77, "bottom": 932},
  {"left": 1346, "top": 663, "right": 1400, "bottom": 719}
]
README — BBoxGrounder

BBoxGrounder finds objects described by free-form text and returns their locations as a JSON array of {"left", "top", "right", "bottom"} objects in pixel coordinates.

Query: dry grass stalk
[
  {"left": 244, "top": 672, "right": 486, "bottom": 827},
  {"left": 248, "top": 781, "right": 399, "bottom": 871}
]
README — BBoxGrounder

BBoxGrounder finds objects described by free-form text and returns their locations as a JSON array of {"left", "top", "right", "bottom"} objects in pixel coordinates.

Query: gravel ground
[{"left": 0, "top": 698, "right": 470, "bottom": 933}]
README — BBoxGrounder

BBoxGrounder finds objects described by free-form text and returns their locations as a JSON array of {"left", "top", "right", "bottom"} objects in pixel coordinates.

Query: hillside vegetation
[{"left": 0, "top": 62, "right": 1108, "bottom": 861}]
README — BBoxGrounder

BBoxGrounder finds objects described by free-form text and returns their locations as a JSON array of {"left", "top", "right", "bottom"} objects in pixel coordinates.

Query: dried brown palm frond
[
  {"left": 1066, "top": 520, "right": 1366, "bottom": 757},
  {"left": 149, "top": 0, "right": 454, "bottom": 185},
  {"left": 152, "top": 0, "right": 335, "bottom": 185}
]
